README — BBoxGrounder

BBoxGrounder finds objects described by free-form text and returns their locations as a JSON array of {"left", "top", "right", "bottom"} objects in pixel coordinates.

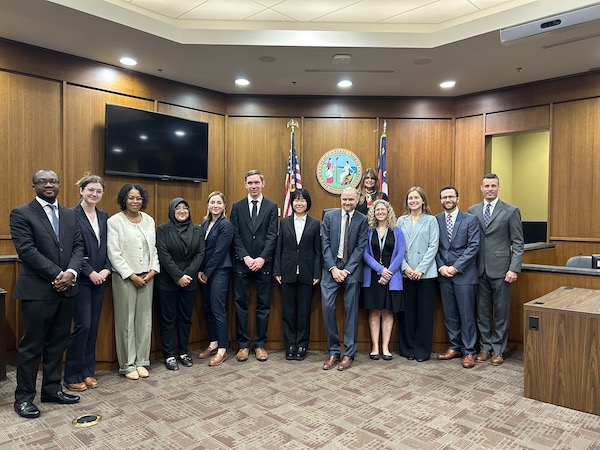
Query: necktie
[
  {"left": 446, "top": 214, "right": 453, "bottom": 242},
  {"left": 484, "top": 203, "right": 491, "bottom": 227},
  {"left": 251, "top": 200, "right": 258, "bottom": 226},
  {"left": 48, "top": 204, "right": 59, "bottom": 238},
  {"left": 342, "top": 212, "right": 350, "bottom": 262}
]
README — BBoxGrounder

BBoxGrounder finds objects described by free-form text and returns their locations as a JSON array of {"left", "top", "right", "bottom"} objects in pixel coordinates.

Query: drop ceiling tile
[
  {"left": 128, "top": 0, "right": 209, "bottom": 19},
  {"left": 381, "top": 0, "right": 478, "bottom": 24},
  {"left": 314, "top": 0, "right": 434, "bottom": 23},
  {"left": 180, "top": 0, "right": 267, "bottom": 20},
  {"left": 271, "top": 0, "right": 361, "bottom": 22}
]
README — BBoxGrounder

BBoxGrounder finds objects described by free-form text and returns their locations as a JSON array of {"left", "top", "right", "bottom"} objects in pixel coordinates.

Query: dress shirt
[
  {"left": 247, "top": 194, "right": 263, "bottom": 216},
  {"left": 484, "top": 198, "right": 499, "bottom": 218},
  {"left": 337, "top": 209, "right": 356, "bottom": 260},
  {"left": 446, "top": 208, "right": 459, "bottom": 229},
  {"left": 293, "top": 214, "right": 306, "bottom": 245}
]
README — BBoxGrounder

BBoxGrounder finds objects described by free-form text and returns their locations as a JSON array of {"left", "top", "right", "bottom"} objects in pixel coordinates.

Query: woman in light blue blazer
[{"left": 396, "top": 187, "right": 439, "bottom": 362}]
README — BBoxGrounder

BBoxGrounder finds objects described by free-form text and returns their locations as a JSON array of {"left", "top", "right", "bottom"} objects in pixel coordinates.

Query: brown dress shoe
[
  {"left": 255, "top": 347, "right": 268, "bottom": 362},
  {"left": 462, "top": 354, "right": 475, "bottom": 369},
  {"left": 209, "top": 351, "right": 228, "bottom": 366},
  {"left": 83, "top": 377, "right": 98, "bottom": 388},
  {"left": 236, "top": 348, "right": 250, "bottom": 362},
  {"left": 65, "top": 382, "right": 87, "bottom": 392},
  {"left": 338, "top": 355, "right": 354, "bottom": 371},
  {"left": 475, "top": 350, "right": 490, "bottom": 363},
  {"left": 322, "top": 355, "right": 340, "bottom": 370},
  {"left": 438, "top": 349, "right": 461, "bottom": 360},
  {"left": 199, "top": 346, "right": 218, "bottom": 359},
  {"left": 491, "top": 352, "right": 504, "bottom": 366}
]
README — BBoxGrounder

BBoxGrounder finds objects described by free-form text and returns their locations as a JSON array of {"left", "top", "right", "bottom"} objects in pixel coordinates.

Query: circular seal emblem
[{"left": 316, "top": 148, "right": 363, "bottom": 195}]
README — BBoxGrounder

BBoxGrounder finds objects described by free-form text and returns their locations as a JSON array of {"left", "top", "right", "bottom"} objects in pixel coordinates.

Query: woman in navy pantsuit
[
  {"left": 64, "top": 174, "right": 112, "bottom": 391},
  {"left": 274, "top": 189, "right": 321, "bottom": 361},
  {"left": 198, "top": 191, "right": 233, "bottom": 366}
]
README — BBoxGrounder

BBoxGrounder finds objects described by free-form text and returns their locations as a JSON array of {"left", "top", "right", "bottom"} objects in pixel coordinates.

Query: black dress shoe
[
  {"left": 369, "top": 353, "right": 381, "bottom": 360},
  {"left": 416, "top": 357, "right": 430, "bottom": 362},
  {"left": 285, "top": 345, "right": 296, "bottom": 360},
  {"left": 14, "top": 401, "right": 40, "bottom": 419},
  {"left": 382, "top": 353, "right": 393, "bottom": 361},
  {"left": 406, "top": 355, "right": 415, "bottom": 361},
  {"left": 294, "top": 347, "right": 307, "bottom": 361},
  {"left": 41, "top": 391, "right": 80, "bottom": 404}
]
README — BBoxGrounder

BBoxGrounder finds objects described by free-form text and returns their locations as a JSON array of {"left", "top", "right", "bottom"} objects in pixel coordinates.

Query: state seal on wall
[{"left": 316, "top": 148, "right": 363, "bottom": 195}]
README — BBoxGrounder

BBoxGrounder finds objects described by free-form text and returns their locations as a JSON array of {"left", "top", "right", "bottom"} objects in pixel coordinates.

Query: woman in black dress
[
  {"left": 362, "top": 199, "right": 405, "bottom": 360},
  {"left": 356, "top": 168, "right": 389, "bottom": 215}
]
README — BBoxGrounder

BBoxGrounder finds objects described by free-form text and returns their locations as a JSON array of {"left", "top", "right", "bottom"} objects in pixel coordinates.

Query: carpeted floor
[{"left": 1, "top": 350, "right": 599, "bottom": 449}]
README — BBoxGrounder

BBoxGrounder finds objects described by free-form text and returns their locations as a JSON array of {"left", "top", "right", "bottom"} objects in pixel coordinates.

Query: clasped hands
[
  {"left": 52, "top": 271, "right": 75, "bottom": 292},
  {"left": 243, "top": 256, "right": 265, "bottom": 272}
]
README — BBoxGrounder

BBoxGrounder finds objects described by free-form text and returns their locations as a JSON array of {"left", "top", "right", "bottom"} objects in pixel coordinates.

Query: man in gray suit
[
  {"left": 320, "top": 187, "right": 368, "bottom": 371},
  {"left": 468, "top": 174, "right": 524, "bottom": 366},
  {"left": 436, "top": 186, "right": 480, "bottom": 369}
]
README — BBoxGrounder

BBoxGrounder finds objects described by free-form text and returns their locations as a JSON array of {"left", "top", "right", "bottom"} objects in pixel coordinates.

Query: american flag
[
  {"left": 378, "top": 123, "right": 388, "bottom": 195},
  {"left": 283, "top": 129, "right": 302, "bottom": 217}
]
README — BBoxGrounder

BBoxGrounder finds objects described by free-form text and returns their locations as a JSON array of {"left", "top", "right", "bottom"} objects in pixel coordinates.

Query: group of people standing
[{"left": 9, "top": 167, "right": 523, "bottom": 420}]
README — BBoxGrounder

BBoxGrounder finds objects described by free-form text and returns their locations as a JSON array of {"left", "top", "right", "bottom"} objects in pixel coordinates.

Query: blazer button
[{"left": 253, "top": 235, "right": 256, "bottom": 239}]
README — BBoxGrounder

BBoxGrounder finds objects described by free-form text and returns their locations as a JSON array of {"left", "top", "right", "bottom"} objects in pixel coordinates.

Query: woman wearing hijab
[{"left": 156, "top": 198, "right": 205, "bottom": 371}]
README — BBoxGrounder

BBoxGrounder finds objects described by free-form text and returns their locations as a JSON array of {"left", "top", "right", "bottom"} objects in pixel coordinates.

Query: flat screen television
[{"left": 104, "top": 104, "right": 209, "bottom": 182}]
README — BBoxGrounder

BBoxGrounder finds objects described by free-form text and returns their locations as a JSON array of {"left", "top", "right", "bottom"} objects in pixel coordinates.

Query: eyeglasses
[
  {"left": 34, "top": 178, "right": 60, "bottom": 186},
  {"left": 174, "top": 206, "right": 189, "bottom": 212},
  {"left": 441, "top": 195, "right": 457, "bottom": 200}
]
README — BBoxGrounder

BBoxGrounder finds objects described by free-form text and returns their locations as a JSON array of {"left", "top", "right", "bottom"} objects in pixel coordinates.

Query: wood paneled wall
[{"left": 3, "top": 37, "right": 600, "bottom": 367}]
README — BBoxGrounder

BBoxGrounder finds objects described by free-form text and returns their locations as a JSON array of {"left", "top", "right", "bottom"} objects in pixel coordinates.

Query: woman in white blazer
[
  {"left": 396, "top": 187, "right": 439, "bottom": 362},
  {"left": 107, "top": 184, "right": 160, "bottom": 380}
]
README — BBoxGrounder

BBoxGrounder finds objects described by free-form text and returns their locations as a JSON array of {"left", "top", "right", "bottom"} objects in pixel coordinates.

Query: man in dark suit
[
  {"left": 230, "top": 169, "right": 278, "bottom": 362},
  {"left": 10, "top": 169, "right": 84, "bottom": 418},
  {"left": 468, "top": 174, "right": 524, "bottom": 366},
  {"left": 435, "top": 186, "right": 480, "bottom": 369},
  {"left": 321, "top": 187, "right": 368, "bottom": 371}
]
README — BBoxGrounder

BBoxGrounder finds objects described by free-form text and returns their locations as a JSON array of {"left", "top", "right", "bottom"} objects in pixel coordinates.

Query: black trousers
[
  {"left": 200, "top": 268, "right": 230, "bottom": 348},
  {"left": 280, "top": 282, "right": 313, "bottom": 348},
  {"left": 233, "top": 263, "right": 272, "bottom": 349},
  {"left": 64, "top": 282, "right": 106, "bottom": 383},
  {"left": 398, "top": 278, "right": 436, "bottom": 360},
  {"left": 156, "top": 289, "right": 196, "bottom": 358},
  {"left": 15, "top": 297, "right": 75, "bottom": 403}
]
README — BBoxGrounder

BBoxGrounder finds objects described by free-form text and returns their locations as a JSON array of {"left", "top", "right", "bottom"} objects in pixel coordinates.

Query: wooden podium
[{"left": 524, "top": 286, "right": 600, "bottom": 415}]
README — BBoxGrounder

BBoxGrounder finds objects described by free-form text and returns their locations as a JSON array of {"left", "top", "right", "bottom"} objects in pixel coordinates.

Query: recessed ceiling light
[
  {"left": 440, "top": 80, "right": 456, "bottom": 88},
  {"left": 235, "top": 78, "right": 250, "bottom": 86},
  {"left": 175, "top": 130, "right": 185, "bottom": 136},
  {"left": 338, "top": 80, "right": 352, "bottom": 88},
  {"left": 119, "top": 57, "right": 137, "bottom": 66}
]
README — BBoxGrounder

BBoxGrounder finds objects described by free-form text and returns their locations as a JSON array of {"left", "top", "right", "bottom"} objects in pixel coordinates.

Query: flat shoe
[
  {"left": 83, "top": 377, "right": 98, "bottom": 388},
  {"left": 382, "top": 353, "right": 393, "bottom": 361},
  {"left": 64, "top": 382, "right": 87, "bottom": 392},
  {"left": 369, "top": 353, "right": 381, "bottom": 360},
  {"left": 209, "top": 352, "right": 228, "bottom": 366},
  {"left": 125, "top": 371, "right": 139, "bottom": 380},
  {"left": 199, "top": 347, "right": 218, "bottom": 359},
  {"left": 136, "top": 366, "right": 149, "bottom": 378}
]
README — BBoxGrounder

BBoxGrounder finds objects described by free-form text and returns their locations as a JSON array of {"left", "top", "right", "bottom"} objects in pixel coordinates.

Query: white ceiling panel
[{"left": 180, "top": 0, "right": 267, "bottom": 20}]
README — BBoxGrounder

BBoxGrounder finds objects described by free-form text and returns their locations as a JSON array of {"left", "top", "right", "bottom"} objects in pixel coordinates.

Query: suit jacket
[
  {"left": 73, "top": 204, "right": 111, "bottom": 286},
  {"left": 107, "top": 211, "right": 160, "bottom": 280},
  {"left": 273, "top": 214, "right": 322, "bottom": 284},
  {"left": 397, "top": 214, "right": 440, "bottom": 279},
  {"left": 468, "top": 200, "right": 524, "bottom": 278},
  {"left": 10, "top": 199, "right": 84, "bottom": 300},
  {"left": 321, "top": 208, "right": 368, "bottom": 277},
  {"left": 155, "top": 220, "right": 205, "bottom": 291},
  {"left": 469, "top": 200, "right": 524, "bottom": 278},
  {"left": 230, "top": 197, "right": 278, "bottom": 272},
  {"left": 362, "top": 226, "right": 405, "bottom": 291},
  {"left": 435, "top": 210, "right": 480, "bottom": 285},
  {"left": 199, "top": 217, "right": 233, "bottom": 278}
]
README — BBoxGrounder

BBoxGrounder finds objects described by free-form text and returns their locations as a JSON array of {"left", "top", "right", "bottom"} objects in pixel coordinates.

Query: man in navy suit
[
  {"left": 230, "top": 170, "right": 278, "bottom": 362},
  {"left": 468, "top": 174, "right": 524, "bottom": 366},
  {"left": 435, "top": 186, "right": 480, "bottom": 369},
  {"left": 320, "top": 187, "right": 368, "bottom": 371},
  {"left": 10, "top": 169, "right": 84, "bottom": 418}
]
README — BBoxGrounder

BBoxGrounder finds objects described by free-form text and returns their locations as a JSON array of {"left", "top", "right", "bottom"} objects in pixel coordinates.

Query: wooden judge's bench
[{"left": 523, "top": 286, "right": 600, "bottom": 415}]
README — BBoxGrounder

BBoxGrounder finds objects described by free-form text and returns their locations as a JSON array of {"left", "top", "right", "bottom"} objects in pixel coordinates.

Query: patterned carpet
[{"left": 1, "top": 350, "right": 599, "bottom": 449}]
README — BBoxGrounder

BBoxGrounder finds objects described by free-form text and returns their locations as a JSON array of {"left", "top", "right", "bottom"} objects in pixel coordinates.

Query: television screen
[{"left": 104, "top": 104, "right": 208, "bottom": 182}]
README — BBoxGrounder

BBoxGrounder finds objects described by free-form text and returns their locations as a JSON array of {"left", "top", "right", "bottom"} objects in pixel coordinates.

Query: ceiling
[{"left": 1, "top": 0, "right": 600, "bottom": 97}]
